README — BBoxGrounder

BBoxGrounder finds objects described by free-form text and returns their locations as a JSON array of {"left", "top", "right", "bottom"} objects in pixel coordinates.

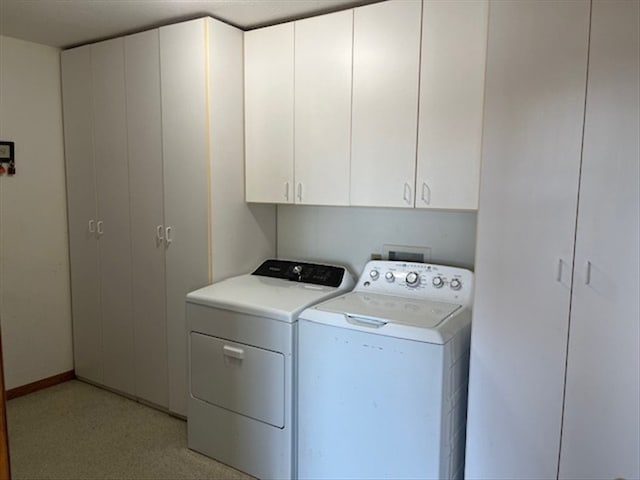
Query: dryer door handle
[
  {"left": 222, "top": 345, "right": 245, "bottom": 360},
  {"left": 346, "top": 314, "right": 388, "bottom": 328}
]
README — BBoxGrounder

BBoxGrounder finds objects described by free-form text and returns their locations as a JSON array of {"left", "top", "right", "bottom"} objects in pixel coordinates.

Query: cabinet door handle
[
  {"left": 156, "top": 225, "right": 164, "bottom": 244},
  {"left": 284, "top": 181, "right": 290, "bottom": 201},
  {"left": 223, "top": 345, "right": 244, "bottom": 360},
  {"left": 403, "top": 183, "right": 412, "bottom": 205},
  {"left": 165, "top": 226, "right": 173, "bottom": 245},
  {"left": 88, "top": 220, "right": 96, "bottom": 234},
  {"left": 585, "top": 260, "right": 592, "bottom": 285},
  {"left": 297, "top": 182, "right": 303, "bottom": 202},
  {"left": 421, "top": 182, "right": 431, "bottom": 205},
  {"left": 96, "top": 220, "right": 104, "bottom": 236}
]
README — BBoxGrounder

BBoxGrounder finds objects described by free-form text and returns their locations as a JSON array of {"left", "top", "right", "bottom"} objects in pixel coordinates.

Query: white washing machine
[
  {"left": 185, "top": 259, "right": 354, "bottom": 480},
  {"left": 297, "top": 260, "right": 474, "bottom": 480}
]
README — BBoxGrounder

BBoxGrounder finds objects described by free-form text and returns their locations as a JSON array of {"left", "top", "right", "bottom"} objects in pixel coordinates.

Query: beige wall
[
  {"left": 277, "top": 205, "right": 477, "bottom": 277},
  {"left": 0, "top": 35, "right": 73, "bottom": 389}
]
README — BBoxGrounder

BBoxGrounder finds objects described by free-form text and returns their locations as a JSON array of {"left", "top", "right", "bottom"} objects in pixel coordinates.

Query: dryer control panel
[
  {"left": 253, "top": 259, "right": 350, "bottom": 288},
  {"left": 357, "top": 260, "right": 474, "bottom": 308}
]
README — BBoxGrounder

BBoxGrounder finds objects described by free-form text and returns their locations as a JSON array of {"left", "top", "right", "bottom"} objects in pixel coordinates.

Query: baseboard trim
[{"left": 6, "top": 370, "right": 76, "bottom": 400}]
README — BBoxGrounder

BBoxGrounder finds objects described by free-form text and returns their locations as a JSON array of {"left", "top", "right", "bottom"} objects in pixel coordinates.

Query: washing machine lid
[
  {"left": 186, "top": 274, "right": 351, "bottom": 323},
  {"left": 300, "top": 292, "right": 469, "bottom": 344}
]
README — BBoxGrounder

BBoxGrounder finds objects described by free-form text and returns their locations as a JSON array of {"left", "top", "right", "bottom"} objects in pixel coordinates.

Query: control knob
[
  {"left": 432, "top": 276, "right": 444, "bottom": 288},
  {"left": 405, "top": 272, "right": 420, "bottom": 287},
  {"left": 385, "top": 271, "right": 395, "bottom": 283},
  {"left": 369, "top": 270, "right": 380, "bottom": 280},
  {"left": 450, "top": 278, "right": 462, "bottom": 291}
]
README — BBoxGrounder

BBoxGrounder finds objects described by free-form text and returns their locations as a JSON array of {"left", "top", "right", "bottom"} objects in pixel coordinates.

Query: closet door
[
  {"left": 464, "top": 2, "right": 590, "bottom": 478},
  {"left": 559, "top": 1, "right": 640, "bottom": 478},
  {"left": 350, "top": 0, "right": 421, "bottom": 208},
  {"left": 91, "top": 38, "right": 135, "bottom": 396},
  {"left": 61, "top": 46, "right": 102, "bottom": 384},
  {"left": 245, "top": 23, "right": 294, "bottom": 204},
  {"left": 294, "top": 10, "right": 352, "bottom": 206},
  {"left": 160, "top": 19, "right": 210, "bottom": 417},
  {"left": 125, "top": 30, "right": 169, "bottom": 408},
  {"left": 415, "top": 0, "right": 488, "bottom": 210}
]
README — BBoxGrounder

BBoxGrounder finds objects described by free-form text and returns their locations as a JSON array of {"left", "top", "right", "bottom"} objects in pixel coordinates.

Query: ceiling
[{"left": 0, "top": 0, "right": 381, "bottom": 49}]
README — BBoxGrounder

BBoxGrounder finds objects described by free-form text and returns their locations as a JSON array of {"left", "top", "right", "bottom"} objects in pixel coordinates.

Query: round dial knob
[
  {"left": 292, "top": 265, "right": 303, "bottom": 275},
  {"left": 432, "top": 276, "right": 444, "bottom": 288},
  {"left": 405, "top": 272, "right": 420, "bottom": 286},
  {"left": 369, "top": 270, "right": 380, "bottom": 280},
  {"left": 450, "top": 278, "right": 462, "bottom": 291},
  {"left": 385, "top": 271, "right": 395, "bottom": 283}
]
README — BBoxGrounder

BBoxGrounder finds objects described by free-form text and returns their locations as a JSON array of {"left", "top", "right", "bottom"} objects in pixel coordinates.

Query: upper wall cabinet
[
  {"left": 416, "top": 0, "right": 488, "bottom": 210},
  {"left": 294, "top": 10, "right": 353, "bottom": 206},
  {"left": 245, "top": 23, "right": 294, "bottom": 203},
  {"left": 244, "top": 0, "right": 488, "bottom": 210},
  {"left": 245, "top": 13, "right": 352, "bottom": 206},
  {"left": 350, "top": 0, "right": 422, "bottom": 208}
]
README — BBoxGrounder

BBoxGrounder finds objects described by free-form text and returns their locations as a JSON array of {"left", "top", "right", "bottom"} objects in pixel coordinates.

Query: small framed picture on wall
[{"left": 0, "top": 141, "right": 14, "bottom": 163}]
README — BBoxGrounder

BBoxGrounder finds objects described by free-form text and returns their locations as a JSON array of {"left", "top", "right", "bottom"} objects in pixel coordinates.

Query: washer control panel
[{"left": 356, "top": 260, "right": 474, "bottom": 307}]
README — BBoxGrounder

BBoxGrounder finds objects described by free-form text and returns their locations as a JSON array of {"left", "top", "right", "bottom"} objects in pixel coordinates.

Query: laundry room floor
[{"left": 6, "top": 380, "right": 253, "bottom": 479}]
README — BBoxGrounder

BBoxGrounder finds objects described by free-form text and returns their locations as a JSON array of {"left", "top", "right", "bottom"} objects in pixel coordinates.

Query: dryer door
[{"left": 190, "top": 332, "right": 285, "bottom": 428}]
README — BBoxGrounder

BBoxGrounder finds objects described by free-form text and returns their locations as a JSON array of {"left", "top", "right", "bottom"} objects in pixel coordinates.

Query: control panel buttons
[
  {"left": 369, "top": 270, "right": 380, "bottom": 280},
  {"left": 385, "top": 271, "right": 395, "bottom": 283},
  {"left": 450, "top": 278, "right": 462, "bottom": 290},
  {"left": 432, "top": 276, "right": 444, "bottom": 288},
  {"left": 405, "top": 272, "right": 420, "bottom": 287}
]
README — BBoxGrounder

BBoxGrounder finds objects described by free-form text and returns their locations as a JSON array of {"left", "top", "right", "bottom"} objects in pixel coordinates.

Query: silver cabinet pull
[
  {"left": 556, "top": 258, "right": 564, "bottom": 282},
  {"left": 156, "top": 225, "right": 164, "bottom": 244},
  {"left": 284, "top": 181, "right": 290, "bottom": 201},
  {"left": 88, "top": 220, "right": 96, "bottom": 234},
  {"left": 585, "top": 260, "right": 592, "bottom": 285},
  {"left": 403, "top": 182, "right": 412, "bottom": 205},
  {"left": 297, "top": 182, "right": 303, "bottom": 202},
  {"left": 421, "top": 182, "right": 431, "bottom": 205},
  {"left": 96, "top": 220, "right": 104, "bottom": 236},
  {"left": 165, "top": 226, "right": 173, "bottom": 245}
]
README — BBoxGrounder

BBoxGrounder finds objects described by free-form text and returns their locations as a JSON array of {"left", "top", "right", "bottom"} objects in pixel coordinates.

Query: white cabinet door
[
  {"left": 294, "top": 10, "right": 352, "bottom": 206},
  {"left": 160, "top": 19, "right": 211, "bottom": 417},
  {"left": 559, "top": 1, "right": 640, "bottom": 478},
  {"left": 464, "top": 2, "right": 590, "bottom": 479},
  {"left": 61, "top": 46, "right": 102, "bottom": 384},
  {"left": 125, "top": 29, "right": 169, "bottom": 408},
  {"left": 245, "top": 23, "right": 294, "bottom": 204},
  {"left": 350, "top": 0, "right": 421, "bottom": 208},
  {"left": 416, "top": 0, "right": 488, "bottom": 210},
  {"left": 91, "top": 38, "right": 135, "bottom": 396}
]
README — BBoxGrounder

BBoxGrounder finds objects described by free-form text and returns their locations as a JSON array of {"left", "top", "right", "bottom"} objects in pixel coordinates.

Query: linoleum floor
[{"left": 6, "top": 380, "right": 252, "bottom": 480}]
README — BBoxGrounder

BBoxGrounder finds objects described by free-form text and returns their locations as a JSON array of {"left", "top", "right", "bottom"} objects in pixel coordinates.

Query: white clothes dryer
[
  {"left": 186, "top": 259, "right": 354, "bottom": 480},
  {"left": 297, "top": 260, "right": 474, "bottom": 480}
]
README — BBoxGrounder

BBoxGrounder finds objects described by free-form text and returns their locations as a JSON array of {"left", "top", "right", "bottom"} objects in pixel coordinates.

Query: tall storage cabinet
[
  {"left": 159, "top": 18, "right": 211, "bottom": 417},
  {"left": 465, "top": 1, "right": 639, "bottom": 479},
  {"left": 62, "top": 39, "right": 136, "bottom": 398},
  {"left": 62, "top": 17, "right": 275, "bottom": 417},
  {"left": 558, "top": 1, "right": 639, "bottom": 477},
  {"left": 125, "top": 29, "right": 168, "bottom": 409},
  {"left": 61, "top": 46, "right": 103, "bottom": 387}
]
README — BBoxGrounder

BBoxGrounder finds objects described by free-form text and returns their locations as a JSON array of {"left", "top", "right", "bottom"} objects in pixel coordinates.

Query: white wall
[
  {"left": 277, "top": 205, "right": 476, "bottom": 277},
  {"left": 0, "top": 35, "right": 73, "bottom": 389}
]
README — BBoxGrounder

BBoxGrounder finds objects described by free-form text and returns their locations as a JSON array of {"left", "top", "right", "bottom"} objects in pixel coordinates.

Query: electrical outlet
[{"left": 382, "top": 244, "right": 432, "bottom": 263}]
